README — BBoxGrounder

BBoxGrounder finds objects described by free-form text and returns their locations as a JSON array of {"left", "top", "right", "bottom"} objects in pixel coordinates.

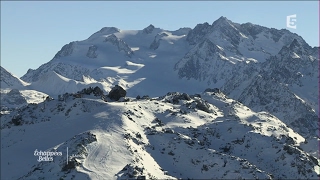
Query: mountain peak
[
  {"left": 88, "top": 27, "right": 120, "bottom": 40},
  {"left": 212, "top": 16, "right": 232, "bottom": 27},
  {"left": 0, "top": 66, "right": 28, "bottom": 88},
  {"left": 97, "top": 27, "right": 120, "bottom": 34},
  {"left": 143, "top": 24, "right": 155, "bottom": 34},
  {"left": 218, "top": 16, "right": 228, "bottom": 21},
  {"left": 186, "top": 22, "right": 211, "bottom": 45}
]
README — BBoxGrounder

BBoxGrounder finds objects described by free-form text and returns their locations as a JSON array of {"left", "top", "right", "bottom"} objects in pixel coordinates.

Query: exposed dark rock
[
  {"left": 172, "top": 93, "right": 191, "bottom": 104},
  {"left": 108, "top": 85, "right": 127, "bottom": 101},
  {"left": 283, "top": 145, "right": 299, "bottom": 155},
  {"left": 86, "top": 45, "right": 98, "bottom": 58},
  {"left": 72, "top": 94, "right": 82, "bottom": 99},
  {"left": 104, "top": 34, "right": 133, "bottom": 57},
  {"left": 164, "top": 128, "right": 174, "bottom": 134},
  {"left": 101, "top": 95, "right": 108, "bottom": 102},
  {"left": 141, "top": 95, "right": 150, "bottom": 100},
  {"left": 137, "top": 176, "right": 146, "bottom": 180},
  {"left": 54, "top": 42, "right": 75, "bottom": 59},
  {"left": 154, "top": 118, "right": 164, "bottom": 126},
  {"left": 61, "top": 159, "right": 80, "bottom": 172},
  {"left": 78, "top": 87, "right": 92, "bottom": 95},
  {"left": 195, "top": 99, "right": 212, "bottom": 113},
  {"left": 165, "top": 92, "right": 191, "bottom": 104},
  {"left": 143, "top": 24, "right": 155, "bottom": 34},
  {"left": 93, "top": 86, "right": 104, "bottom": 96},
  {"left": 204, "top": 88, "right": 221, "bottom": 93},
  {"left": 45, "top": 96, "right": 54, "bottom": 101},
  {"left": 220, "top": 144, "right": 232, "bottom": 153},
  {"left": 12, "top": 114, "right": 23, "bottom": 126},
  {"left": 119, "top": 164, "right": 145, "bottom": 179},
  {"left": 202, "top": 164, "right": 209, "bottom": 171},
  {"left": 150, "top": 33, "right": 168, "bottom": 50},
  {"left": 168, "top": 150, "right": 175, "bottom": 156},
  {"left": 191, "top": 94, "right": 201, "bottom": 98},
  {"left": 186, "top": 22, "right": 211, "bottom": 45},
  {"left": 136, "top": 133, "right": 142, "bottom": 139}
]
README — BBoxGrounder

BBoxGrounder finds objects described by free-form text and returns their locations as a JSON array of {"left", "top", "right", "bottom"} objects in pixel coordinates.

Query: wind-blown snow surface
[{"left": 1, "top": 91, "right": 319, "bottom": 179}]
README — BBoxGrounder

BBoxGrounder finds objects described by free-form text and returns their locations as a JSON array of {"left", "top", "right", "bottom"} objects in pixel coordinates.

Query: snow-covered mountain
[
  {"left": 19, "top": 16, "right": 317, "bottom": 139},
  {"left": 1, "top": 90, "right": 319, "bottom": 179},
  {"left": 0, "top": 66, "right": 28, "bottom": 89},
  {"left": 1, "top": 16, "right": 319, "bottom": 179}
]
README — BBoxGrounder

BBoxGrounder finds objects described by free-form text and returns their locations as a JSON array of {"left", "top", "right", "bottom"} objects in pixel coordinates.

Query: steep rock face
[
  {"left": 175, "top": 39, "right": 232, "bottom": 84},
  {"left": 210, "top": 16, "right": 242, "bottom": 50},
  {"left": 240, "top": 23, "right": 267, "bottom": 40},
  {"left": 142, "top": 24, "right": 155, "bottom": 34},
  {"left": 174, "top": 18, "right": 318, "bottom": 140},
  {"left": 264, "top": 39, "right": 317, "bottom": 86},
  {"left": 87, "top": 27, "right": 120, "bottom": 40},
  {"left": 86, "top": 45, "right": 98, "bottom": 58},
  {"left": 236, "top": 74, "right": 317, "bottom": 138},
  {"left": 53, "top": 42, "right": 76, "bottom": 59},
  {"left": 186, "top": 22, "right": 211, "bottom": 45},
  {"left": 104, "top": 34, "right": 133, "bottom": 57},
  {"left": 263, "top": 40, "right": 318, "bottom": 111},
  {"left": 149, "top": 32, "right": 169, "bottom": 50},
  {"left": 171, "top": 27, "right": 192, "bottom": 36},
  {"left": 219, "top": 39, "right": 318, "bottom": 138}
]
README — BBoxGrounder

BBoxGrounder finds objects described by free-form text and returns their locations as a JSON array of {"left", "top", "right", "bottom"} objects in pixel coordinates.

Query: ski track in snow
[{"left": 77, "top": 129, "right": 118, "bottom": 179}]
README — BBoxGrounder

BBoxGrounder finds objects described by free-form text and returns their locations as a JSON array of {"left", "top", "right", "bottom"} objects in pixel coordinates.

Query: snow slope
[
  {"left": 0, "top": 66, "right": 28, "bottom": 89},
  {"left": 1, "top": 90, "right": 319, "bottom": 179}
]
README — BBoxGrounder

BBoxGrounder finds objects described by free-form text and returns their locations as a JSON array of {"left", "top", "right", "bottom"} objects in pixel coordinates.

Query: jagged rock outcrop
[
  {"left": 143, "top": 24, "right": 155, "bottom": 34},
  {"left": 11, "top": 114, "right": 23, "bottom": 126},
  {"left": 88, "top": 27, "right": 120, "bottom": 40},
  {"left": 108, "top": 85, "right": 127, "bottom": 101},
  {"left": 186, "top": 22, "right": 211, "bottom": 45},
  {"left": 86, "top": 45, "right": 98, "bottom": 58},
  {"left": 149, "top": 32, "right": 169, "bottom": 50},
  {"left": 104, "top": 34, "right": 133, "bottom": 57},
  {"left": 174, "top": 39, "right": 233, "bottom": 84},
  {"left": 54, "top": 42, "right": 76, "bottom": 59}
]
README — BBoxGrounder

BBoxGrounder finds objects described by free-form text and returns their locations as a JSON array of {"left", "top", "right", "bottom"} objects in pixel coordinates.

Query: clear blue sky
[{"left": 1, "top": 1, "right": 318, "bottom": 77}]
